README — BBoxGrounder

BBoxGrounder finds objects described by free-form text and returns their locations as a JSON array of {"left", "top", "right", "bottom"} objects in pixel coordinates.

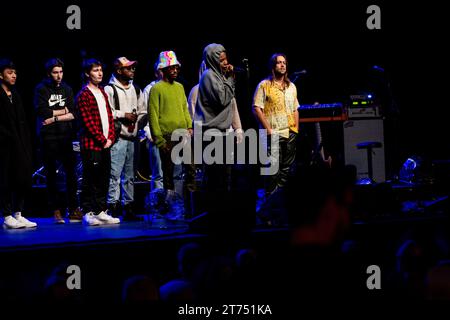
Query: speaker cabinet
[{"left": 343, "top": 119, "right": 386, "bottom": 182}]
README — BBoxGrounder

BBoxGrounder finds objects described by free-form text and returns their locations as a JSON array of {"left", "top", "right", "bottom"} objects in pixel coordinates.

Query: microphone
[
  {"left": 232, "top": 58, "right": 249, "bottom": 73},
  {"left": 292, "top": 69, "right": 307, "bottom": 76},
  {"left": 233, "top": 66, "right": 247, "bottom": 73},
  {"left": 372, "top": 65, "right": 385, "bottom": 72}
]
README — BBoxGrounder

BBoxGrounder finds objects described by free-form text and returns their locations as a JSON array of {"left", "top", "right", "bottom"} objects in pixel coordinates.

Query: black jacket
[
  {"left": 0, "top": 87, "right": 32, "bottom": 190},
  {"left": 34, "top": 79, "right": 75, "bottom": 140}
]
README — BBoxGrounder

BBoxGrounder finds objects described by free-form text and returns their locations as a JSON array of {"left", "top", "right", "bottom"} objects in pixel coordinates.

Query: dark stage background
[
  {"left": 2, "top": 1, "right": 450, "bottom": 309},
  {"left": 2, "top": 0, "right": 448, "bottom": 174}
]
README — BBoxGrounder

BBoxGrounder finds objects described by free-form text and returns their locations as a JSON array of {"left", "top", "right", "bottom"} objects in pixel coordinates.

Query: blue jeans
[
  {"left": 149, "top": 142, "right": 163, "bottom": 190},
  {"left": 108, "top": 138, "right": 135, "bottom": 205}
]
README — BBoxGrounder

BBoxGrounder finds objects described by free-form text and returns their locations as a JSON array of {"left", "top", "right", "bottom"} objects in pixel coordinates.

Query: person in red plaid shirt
[{"left": 76, "top": 59, "right": 120, "bottom": 226}]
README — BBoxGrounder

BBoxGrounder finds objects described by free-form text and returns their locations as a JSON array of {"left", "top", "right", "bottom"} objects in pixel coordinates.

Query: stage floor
[
  {"left": 0, "top": 215, "right": 286, "bottom": 252},
  {"left": 0, "top": 216, "right": 197, "bottom": 251}
]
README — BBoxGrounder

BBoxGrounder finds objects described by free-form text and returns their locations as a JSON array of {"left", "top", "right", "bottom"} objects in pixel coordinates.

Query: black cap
[{"left": 0, "top": 58, "right": 16, "bottom": 73}]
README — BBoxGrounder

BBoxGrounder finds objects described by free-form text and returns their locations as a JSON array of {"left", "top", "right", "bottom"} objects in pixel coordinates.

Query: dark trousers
[
  {"left": 80, "top": 148, "right": 111, "bottom": 214},
  {"left": 200, "top": 132, "right": 234, "bottom": 192},
  {"left": 199, "top": 133, "right": 235, "bottom": 234},
  {"left": 0, "top": 189, "right": 25, "bottom": 217},
  {"left": 42, "top": 138, "right": 78, "bottom": 213},
  {"left": 266, "top": 131, "right": 297, "bottom": 193},
  {"left": 159, "top": 135, "right": 196, "bottom": 192}
]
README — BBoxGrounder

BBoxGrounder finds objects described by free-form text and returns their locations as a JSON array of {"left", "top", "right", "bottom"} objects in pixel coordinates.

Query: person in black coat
[
  {"left": 0, "top": 58, "right": 37, "bottom": 229},
  {"left": 34, "top": 58, "right": 82, "bottom": 224}
]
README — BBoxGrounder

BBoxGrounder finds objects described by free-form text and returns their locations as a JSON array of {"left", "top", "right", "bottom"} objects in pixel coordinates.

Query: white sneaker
[
  {"left": 14, "top": 212, "right": 37, "bottom": 228},
  {"left": 83, "top": 212, "right": 102, "bottom": 226},
  {"left": 95, "top": 211, "right": 120, "bottom": 224},
  {"left": 3, "top": 215, "right": 26, "bottom": 229}
]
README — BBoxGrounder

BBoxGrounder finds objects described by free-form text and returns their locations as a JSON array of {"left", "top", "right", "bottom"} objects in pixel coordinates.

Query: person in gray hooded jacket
[
  {"left": 194, "top": 43, "right": 242, "bottom": 234},
  {"left": 195, "top": 44, "right": 236, "bottom": 131}
]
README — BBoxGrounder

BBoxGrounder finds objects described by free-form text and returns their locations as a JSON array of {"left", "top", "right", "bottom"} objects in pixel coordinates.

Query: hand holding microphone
[{"left": 224, "top": 64, "right": 234, "bottom": 77}]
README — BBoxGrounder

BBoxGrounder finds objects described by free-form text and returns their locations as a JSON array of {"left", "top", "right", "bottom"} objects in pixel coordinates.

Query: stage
[
  {"left": 4, "top": 178, "right": 449, "bottom": 252},
  {"left": 1, "top": 173, "right": 450, "bottom": 305},
  {"left": 0, "top": 217, "right": 193, "bottom": 252},
  {"left": 0, "top": 211, "right": 291, "bottom": 302}
]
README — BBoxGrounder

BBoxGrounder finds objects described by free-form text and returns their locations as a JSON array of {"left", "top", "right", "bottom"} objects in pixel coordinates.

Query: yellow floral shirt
[{"left": 253, "top": 79, "right": 299, "bottom": 138}]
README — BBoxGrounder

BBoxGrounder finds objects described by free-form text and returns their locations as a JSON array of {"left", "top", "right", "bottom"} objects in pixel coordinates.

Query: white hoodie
[{"left": 104, "top": 75, "right": 146, "bottom": 137}]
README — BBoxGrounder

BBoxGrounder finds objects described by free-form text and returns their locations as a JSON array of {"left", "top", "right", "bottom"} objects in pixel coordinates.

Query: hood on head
[
  {"left": 202, "top": 43, "right": 225, "bottom": 75},
  {"left": 198, "top": 60, "right": 207, "bottom": 81}
]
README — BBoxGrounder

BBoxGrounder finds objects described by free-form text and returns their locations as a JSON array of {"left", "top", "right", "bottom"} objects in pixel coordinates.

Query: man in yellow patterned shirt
[{"left": 253, "top": 53, "right": 299, "bottom": 195}]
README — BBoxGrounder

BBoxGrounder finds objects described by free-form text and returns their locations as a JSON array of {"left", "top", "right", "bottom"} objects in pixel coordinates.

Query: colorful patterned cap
[
  {"left": 114, "top": 56, "right": 137, "bottom": 69},
  {"left": 156, "top": 51, "right": 181, "bottom": 70}
]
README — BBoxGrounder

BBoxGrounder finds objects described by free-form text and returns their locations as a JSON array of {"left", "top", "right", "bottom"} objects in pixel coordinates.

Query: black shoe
[
  {"left": 123, "top": 203, "right": 143, "bottom": 221},
  {"left": 107, "top": 202, "right": 121, "bottom": 218}
]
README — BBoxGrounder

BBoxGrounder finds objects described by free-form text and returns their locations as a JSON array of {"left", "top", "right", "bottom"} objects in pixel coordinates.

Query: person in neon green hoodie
[{"left": 148, "top": 51, "right": 194, "bottom": 192}]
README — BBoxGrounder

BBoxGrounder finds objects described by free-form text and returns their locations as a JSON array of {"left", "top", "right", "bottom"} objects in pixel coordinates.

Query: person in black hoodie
[
  {"left": 34, "top": 58, "right": 82, "bottom": 223},
  {"left": 0, "top": 58, "right": 37, "bottom": 229}
]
